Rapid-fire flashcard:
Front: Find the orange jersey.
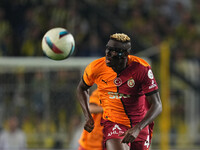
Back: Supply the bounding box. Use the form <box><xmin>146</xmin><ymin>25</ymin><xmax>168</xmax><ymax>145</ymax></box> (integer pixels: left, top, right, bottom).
<box><xmin>79</xmin><ymin>89</ymin><xmax>103</xmax><ymax>150</ymax></box>
<box><xmin>83</xmin><ymin>55</ymin><xmax>158</xmax><ymax>128</ymax></box>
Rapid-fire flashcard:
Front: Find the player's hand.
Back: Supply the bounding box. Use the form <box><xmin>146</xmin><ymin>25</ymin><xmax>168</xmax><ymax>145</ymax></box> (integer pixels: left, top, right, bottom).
<box><xmin>119</xmin><ymin>124</ymin><xmax>141</xmax><ymax>144</ymax></box>
<box><xmin>84</xmin><ymin>118</ymin><xmax>94</xmax><ymax>133</ymax></box>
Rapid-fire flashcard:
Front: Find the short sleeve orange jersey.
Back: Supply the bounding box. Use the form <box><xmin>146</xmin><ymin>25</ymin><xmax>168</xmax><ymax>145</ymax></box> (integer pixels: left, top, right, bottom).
<box><xmin>79</xmin><ymin>89</ymin><xmax>103</xmax><ymax>150</ymax></box>
<box><xmin>83</xmin><ymin>55</ymin><xmax>158</xmax><ymax>128</ymax></box>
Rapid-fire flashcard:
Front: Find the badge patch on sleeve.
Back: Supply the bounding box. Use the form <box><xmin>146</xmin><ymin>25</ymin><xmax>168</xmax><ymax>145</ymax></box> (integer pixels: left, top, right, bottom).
<box><xmin>148</xmin><ymin>69</ymin><xmax>154</xmax><ymax>79</ymax></box>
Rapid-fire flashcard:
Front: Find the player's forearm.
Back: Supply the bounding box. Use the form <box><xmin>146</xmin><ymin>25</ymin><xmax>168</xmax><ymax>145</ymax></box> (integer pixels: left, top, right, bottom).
<box><xmin>89</xmin><ymin>104</ymin><xmax>103</xmax><ymax>114</ymax></box>
<box><xmin>77</xmin><ymin>86</ymin><xmax>92</xmax><ymax>120</ymax></box>
<box><xmin>137</xmin><ymin>92</ymin><xmax>162</xmax><ymax>130</ymax></box>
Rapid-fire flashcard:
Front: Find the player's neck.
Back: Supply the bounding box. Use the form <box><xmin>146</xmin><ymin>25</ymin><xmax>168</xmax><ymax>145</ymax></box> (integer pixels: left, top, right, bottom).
<box><xmin>111</xmin><ymin>57</ymin><xmax>128</xmax><ymax>73</ymax></box>
<box><xmin>112</xmin><ymin>64</ymin><xmax>128</xmax><ymax>74</ymax></box>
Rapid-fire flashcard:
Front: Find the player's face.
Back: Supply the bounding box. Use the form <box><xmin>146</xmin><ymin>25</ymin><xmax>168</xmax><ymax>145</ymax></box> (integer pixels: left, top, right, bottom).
<box><xmin>105</xmin><ymin>39</ymin><xmax>130</xmax><ymax>73</ymax></box>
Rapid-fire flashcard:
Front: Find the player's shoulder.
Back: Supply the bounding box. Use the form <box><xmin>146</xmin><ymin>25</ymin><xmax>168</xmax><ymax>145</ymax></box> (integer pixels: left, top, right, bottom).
<box><xmin>84</xmin><ymin>57</ymin><xmax>106</xmax><ymax>79</ymax></box>
<box><xmin>128</xmin><ymin>55</ymin><xmax>150</xmax><ymax>68</ymax></box>
<box><xmin>88</xmin><ymin>57</ymin><xmax>106</xmax><ymax>68</ymax></box>
<box><xmin>91</xmin><ymin>57</ymin><xmax>105</xmax><ymax>63</ymax></box>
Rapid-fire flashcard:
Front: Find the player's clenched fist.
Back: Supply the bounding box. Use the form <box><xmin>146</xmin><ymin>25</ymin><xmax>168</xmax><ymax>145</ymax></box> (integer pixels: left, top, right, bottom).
<box><xmin>120</xmin><ymin>124</ymin><xmax>141</xmax><ymax>144</ymax></box>
<box><xmin>84</xmin><ymin>118</ymin><xmax>94</xmax><ymax>132</ymax></box>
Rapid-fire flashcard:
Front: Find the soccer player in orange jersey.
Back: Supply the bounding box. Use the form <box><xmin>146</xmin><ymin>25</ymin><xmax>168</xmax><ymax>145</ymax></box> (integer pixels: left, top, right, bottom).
<box><xmin>78</xmin><ymin>89</ymin><xmax>103</xmax><ymax>150</ymax></box>
<box><xmin>77</xmin><ymin>33</ymin><xmax>162</xmax><ymax>150</ymax></box>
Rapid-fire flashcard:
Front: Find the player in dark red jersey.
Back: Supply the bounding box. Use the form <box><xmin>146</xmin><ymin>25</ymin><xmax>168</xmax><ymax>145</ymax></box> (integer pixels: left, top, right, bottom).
<box><xmin>77</xmin><ymin>33</ymin><xmax>162</xmax><ymax>150</ymax></box>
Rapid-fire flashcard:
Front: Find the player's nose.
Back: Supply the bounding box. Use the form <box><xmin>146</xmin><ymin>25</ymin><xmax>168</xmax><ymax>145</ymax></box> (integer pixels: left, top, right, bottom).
<box><xmin>105</xmin><ymin>49</ymin><xmax>111</xmax><ymax>57</ymax></box>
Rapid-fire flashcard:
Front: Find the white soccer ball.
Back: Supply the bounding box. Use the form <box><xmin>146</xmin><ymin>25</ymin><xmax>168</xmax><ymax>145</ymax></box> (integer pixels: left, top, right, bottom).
<box><xmin>42</xmin><ymin>27</ymin><xmax>75</xmax><ymax>60</ymax></box>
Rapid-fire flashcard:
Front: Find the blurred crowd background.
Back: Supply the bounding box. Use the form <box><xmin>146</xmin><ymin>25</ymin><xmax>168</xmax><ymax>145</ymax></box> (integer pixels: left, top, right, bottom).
<box><xmin>0</xmin><ymin>0</ymin><xmax>199</xmax><ymax>149</ymax></box>
<box><xmin>0</xmin><ymin>0</ymin><xmax>199</xmax><ymax>58</ymax></box>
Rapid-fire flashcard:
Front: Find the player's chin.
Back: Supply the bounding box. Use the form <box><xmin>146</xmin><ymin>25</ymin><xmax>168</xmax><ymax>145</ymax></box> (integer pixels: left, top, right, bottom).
<box><xmin>106</xmin><ymin>62</ymin><xmax>112</xmax><ymax>67</ymax></box>
<box><xmin>106</xmin><ymin>61</ymin><xmax>114</xmax><ymax>67</ymax></box>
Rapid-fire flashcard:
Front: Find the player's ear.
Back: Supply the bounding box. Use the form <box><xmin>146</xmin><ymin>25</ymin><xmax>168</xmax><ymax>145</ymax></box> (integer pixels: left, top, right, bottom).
<box><xmin>125</xmin><ymin>42</ymin><xmax>131</xmax><ymax>54</ymax></box>
<box><xmin>124</xmin><ymin>51</ymin><xmax>129</xmax><ymax>57</ymax></box>
<box><xmin>127</xmin><ymin>49</ymin><xmax>131</xmax><ymax>54</ymax></box>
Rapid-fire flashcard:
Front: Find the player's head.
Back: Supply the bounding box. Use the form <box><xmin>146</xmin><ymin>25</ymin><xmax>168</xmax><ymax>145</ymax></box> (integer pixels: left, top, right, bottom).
<box><xmin>105</xmin><ymin>33</ymin><xmax>131</xmax><ymax>72</ymax></box>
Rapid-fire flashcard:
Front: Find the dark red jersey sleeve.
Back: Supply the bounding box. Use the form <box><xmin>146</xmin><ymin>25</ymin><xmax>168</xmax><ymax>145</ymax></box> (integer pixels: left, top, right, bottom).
<box><xmin>140</xmin><ymin>66</ymin><xmax>158</xmax><ymax>95</ymax></box>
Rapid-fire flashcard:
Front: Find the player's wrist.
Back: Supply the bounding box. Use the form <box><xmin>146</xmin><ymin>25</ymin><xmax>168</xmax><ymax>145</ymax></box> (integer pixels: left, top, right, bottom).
<box><xmin>135</xmin><ymin>123</ymin><xmax>143</xmax><ymax>131</ymax></box>
<box><xmin>84</xmin><ymin>113</ymin><xmax>93</xmax><ymax>120</ymax></box>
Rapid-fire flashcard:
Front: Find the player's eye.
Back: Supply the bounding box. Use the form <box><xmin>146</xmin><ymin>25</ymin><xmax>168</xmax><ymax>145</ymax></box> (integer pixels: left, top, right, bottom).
<box><xmin>106</xmin><ymin>46</ymin><xmax>120</xmax><ymax>50</ymax></box>
<box><xmin>106</xmin><ymin>46</ymin><xmax>126</xmax><ymax>58</ymax></box>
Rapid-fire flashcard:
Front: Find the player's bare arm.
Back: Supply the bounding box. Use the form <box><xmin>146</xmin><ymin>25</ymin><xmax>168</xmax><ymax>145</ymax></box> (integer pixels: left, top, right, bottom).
<box><xmin>138</xmin><ymin>92</ymin><xmax>162</xmax><ymax>130</ymax></box>
<box><xmin>77</xmin><ymin>79</ymin><xmax>94</xmax><ymax>132</ymax></box>
<box><xmin>121</xmin><ymin>92</ymin><xmax>162</xmax><ymax>143</ymax></box>
<box><xmin>89</xmin><ymin>103</ymin><xmax>103</xmax><ymax>114</ymax></box>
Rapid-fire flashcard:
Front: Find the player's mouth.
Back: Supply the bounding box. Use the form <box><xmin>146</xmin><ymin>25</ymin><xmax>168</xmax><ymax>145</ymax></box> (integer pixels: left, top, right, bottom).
<box><xmin>105</xmin><ymin>57</ymin><xmax>112</xmax><ymax>66</ymax></box>
<box><xmin>105</xmin><ymin>59</ymin><xmax>110</xmax><ymax>63</ymax></box>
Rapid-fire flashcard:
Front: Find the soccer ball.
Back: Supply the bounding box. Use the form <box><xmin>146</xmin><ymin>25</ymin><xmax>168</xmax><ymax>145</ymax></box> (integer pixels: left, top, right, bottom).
<box><xmin>42</xmin><ymin>27</ymin><xmax>75</xmax><ymax>60</ymax></box>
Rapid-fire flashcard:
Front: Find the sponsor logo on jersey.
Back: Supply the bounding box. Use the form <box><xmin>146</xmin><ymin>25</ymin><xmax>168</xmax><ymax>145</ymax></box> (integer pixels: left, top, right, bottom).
<box><xmin>102</xmin><ymin>79</ymin><xmax>108</xmax><ymax>84</ymax></box>
<box><xmin>148</xmin><ymin>69</ymin><xmax>154</xmax><ymax>79</ymax></box>
<box><xmin>114</xmin><ymin>77</ymin><xmax>122</xmax><ymax>86</ymax></box>
<box><xmin>108</xmin><ymin>92</ymin><xmax>130</xmax><ymax>99</ymax></box>
<box><xmin>149</xmin><ymin>80</ymin><xmax>157</xmax><ymax>89</ymax></box>
<box><xmin>112</xmin><ymin>124</ymin><xmax>121</xmax><ymax>131</ymax></box>
<box><xmin>127</xmin><ymin>78</ymin><xmax>135</xmax><ymax>88</ymax></box>
<box><xmin>108</xmin><ymin>124</ymin><xmax>124</xmax><ymax>137</ymax></box>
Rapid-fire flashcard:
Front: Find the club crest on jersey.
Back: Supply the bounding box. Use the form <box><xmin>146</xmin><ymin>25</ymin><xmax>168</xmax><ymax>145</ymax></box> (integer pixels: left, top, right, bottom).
<box><xmin>148</xmin><ymin>69</ymin><xmax>154</xmax><ymax>79</ymax></box>
<box><xmin>127</xmin><ymin>78</ymin><xmax>135</xmax><ymax>88</ymax></box>
<box><xmin>114</xmin><ymin>77</ymin><xmax>122</xmax><ymax>86</ymax></box>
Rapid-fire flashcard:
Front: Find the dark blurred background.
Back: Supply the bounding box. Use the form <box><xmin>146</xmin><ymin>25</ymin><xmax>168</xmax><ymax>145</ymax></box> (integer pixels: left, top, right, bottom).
<box><xmin>0</xmin><ymin>0</ymin><xmax>198</xmax><ymax>59</ymax></box>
